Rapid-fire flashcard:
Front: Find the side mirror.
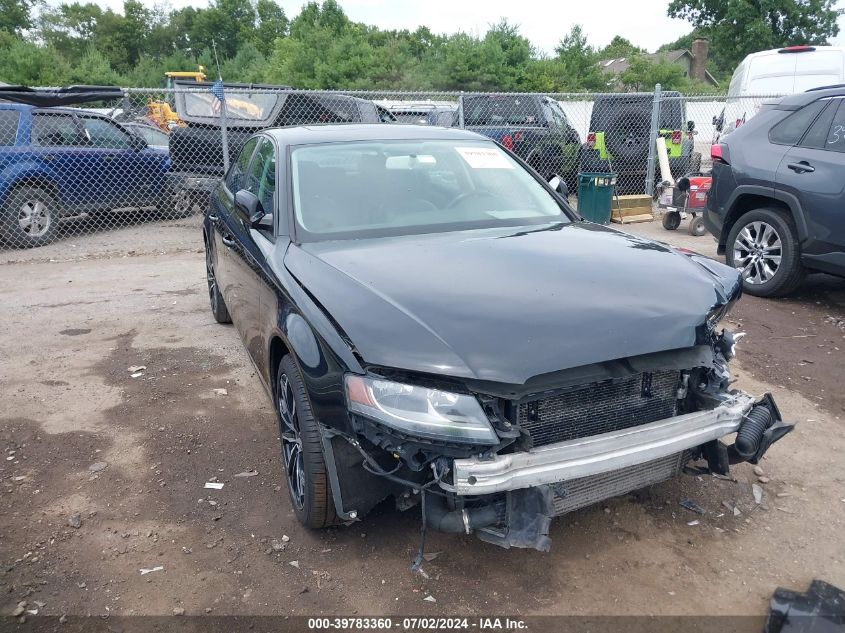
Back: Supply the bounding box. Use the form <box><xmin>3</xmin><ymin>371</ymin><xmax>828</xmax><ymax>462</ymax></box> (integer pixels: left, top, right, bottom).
<box><xmin>548</xmin><ymin>174</ymin><xmax>569</xmax><ymax>198</ymax></box>
<box><xmin>130</xmin><ymin>134</ymin><xmax>147</xmax><ymax>151</ymax></box>
<box><xmin>235</xmin><ymin>189</ymin><xmax>273</xmax><ymax>230</ymax></box>
<box><xmin>687</xmin><ymin>120</ymin><xmax>696</xmax><ymax>132</ymax></box>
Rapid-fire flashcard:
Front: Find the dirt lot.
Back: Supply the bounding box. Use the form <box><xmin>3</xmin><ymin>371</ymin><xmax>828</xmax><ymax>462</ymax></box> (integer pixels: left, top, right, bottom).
<box><xmin>1</xmin><ymin>216</ymin><xmax>844</xmax><ymax>619</ymax></box>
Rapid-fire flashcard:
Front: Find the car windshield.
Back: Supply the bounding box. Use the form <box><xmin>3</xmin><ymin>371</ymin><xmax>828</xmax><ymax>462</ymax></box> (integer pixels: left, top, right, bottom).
<box><xmin>291</xmin><ymin>139</ymin><xmax>569</xmax><ymax>241</ymax></box>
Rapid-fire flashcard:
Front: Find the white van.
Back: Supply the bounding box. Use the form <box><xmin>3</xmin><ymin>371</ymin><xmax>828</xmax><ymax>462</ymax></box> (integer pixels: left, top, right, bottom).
<box><xmin>715</xmin><ymin>46</ymin><xmax>845</xmax><ymax>137</ymax></box>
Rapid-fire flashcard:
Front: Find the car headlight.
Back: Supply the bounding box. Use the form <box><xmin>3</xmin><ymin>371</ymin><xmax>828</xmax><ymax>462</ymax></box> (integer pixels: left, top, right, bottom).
<box><xmin>345</xmin><ymin>375</ymin><xmax>498</xmax><ymax>446</ymax></box>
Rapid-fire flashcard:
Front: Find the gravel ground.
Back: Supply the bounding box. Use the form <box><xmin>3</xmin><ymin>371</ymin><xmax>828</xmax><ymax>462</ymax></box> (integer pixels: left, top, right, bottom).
<box><xmin>1</xmin><ymin>216</ymin><xmax>843</xmax><ymax>619</ymax></box>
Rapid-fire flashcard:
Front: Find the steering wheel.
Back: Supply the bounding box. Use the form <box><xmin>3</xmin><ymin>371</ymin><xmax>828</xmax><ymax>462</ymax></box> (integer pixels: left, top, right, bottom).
<box><xmin>446</xmin><ymin>190</ymin><xmax>497</xmax><ymax>209</ymax></box>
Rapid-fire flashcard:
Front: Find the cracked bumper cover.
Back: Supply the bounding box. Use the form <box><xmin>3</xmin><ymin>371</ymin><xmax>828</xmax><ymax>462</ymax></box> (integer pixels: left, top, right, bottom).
<box><xmin>452</xmin><ymin>393</ymin><xmax>761</xmax><ymax>496</ymax></box>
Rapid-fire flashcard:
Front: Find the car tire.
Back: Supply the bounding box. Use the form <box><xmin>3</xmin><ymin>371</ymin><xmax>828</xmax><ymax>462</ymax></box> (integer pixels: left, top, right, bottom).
<box><xmin>163</xmin><ymin>186</ymin><xmax>202</xmax><ymax>219</ymax></box>
<box><xmin>2</xmin><ymin>186</ymin><xmax>59</xmax><ymax>248</ymax></box>
<box><xmin>276</xmin><ymin>354</ymin><xmax>338</xmax><ymax>529</ymax></box>
<box><xmin>204</xmin><ymin>237</ymin><xmax>231</xmax><ymax>324</ymax></box>
<box><xmin>662</xmin><ymin>211</ymin><xmax>681</xmax><ymax>231</ymax></box>
<box><xmin>725</xmin><ymin>208</ymin><xmax>805</xmax><ymax>297</ymax></box>
<box><xmin>688</xmin><ymin>215</ymin><xmax>706</xmax><ymax>236</ymax></box>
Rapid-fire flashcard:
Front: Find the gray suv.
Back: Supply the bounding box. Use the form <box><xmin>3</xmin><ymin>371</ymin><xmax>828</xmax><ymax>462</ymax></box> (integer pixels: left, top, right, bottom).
<box><xmin>705</xmin><ymin>86</ymin><xmax>845</xmax><ymax>297</ymax></box>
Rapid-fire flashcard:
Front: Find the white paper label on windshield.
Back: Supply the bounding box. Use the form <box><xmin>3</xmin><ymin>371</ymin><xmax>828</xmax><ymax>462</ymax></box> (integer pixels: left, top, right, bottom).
<box><xmin>455</xmin><ymin>146</ymin><xmax>514</xmax><ymax>169</ymax></box>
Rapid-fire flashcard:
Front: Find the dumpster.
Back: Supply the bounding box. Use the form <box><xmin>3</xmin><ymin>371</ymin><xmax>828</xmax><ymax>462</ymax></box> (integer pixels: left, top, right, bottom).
<box><xmin>576</xmin><ymin>172</ymin><xmax>617</xmax><ymax>225</ymax></box>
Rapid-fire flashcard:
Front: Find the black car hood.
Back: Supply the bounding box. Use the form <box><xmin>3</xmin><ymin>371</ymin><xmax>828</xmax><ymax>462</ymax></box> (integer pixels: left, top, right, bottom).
<box><xmin>285</xmin><ymin>222</ymin><xmax>741</xmax><ymax>385</ymax></box>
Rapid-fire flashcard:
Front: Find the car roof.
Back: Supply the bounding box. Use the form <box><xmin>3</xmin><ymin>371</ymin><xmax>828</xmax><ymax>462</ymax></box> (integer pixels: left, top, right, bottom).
<box><xmin>777</xmin><ymin>85</ymin><xmax>845</xmax><ymax>110</ymax></box>
<box><xmin>264</xmin><ymin>123</ymin><xmax>489</xmax><ymax>145</ymax></box>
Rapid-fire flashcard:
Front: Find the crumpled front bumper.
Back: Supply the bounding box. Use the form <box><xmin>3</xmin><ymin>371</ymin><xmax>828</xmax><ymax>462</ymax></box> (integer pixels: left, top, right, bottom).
<box><xmin>452</xmin><ymin>392</ymin><xmax>765</xmax><ymax>496</ymax></box>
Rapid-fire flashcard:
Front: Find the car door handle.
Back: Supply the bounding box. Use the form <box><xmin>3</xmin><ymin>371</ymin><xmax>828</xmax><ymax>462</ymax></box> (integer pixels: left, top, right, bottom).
<box><xmin>104</xmin><ymin>155</ymin><xmax>115</xmax><ymax>161</ymax></box>
<box><xmin>207</xmin><ymin>213</ymin><xmax>218</xmax><ymax>221</ymax></box>
<box><xmin>221</xmin><ymin>235</ymin><xmax>236</xmax><ymax>248</ymax></box>
<box><xmin>787</xmin><ymin>162</ymin><xmax>815</xmax><ymax>173</ymax></box>
<box><xmin>43</xmin><ymin>154</ymin><xmax>55</xmax><ymax>162</ymax></box>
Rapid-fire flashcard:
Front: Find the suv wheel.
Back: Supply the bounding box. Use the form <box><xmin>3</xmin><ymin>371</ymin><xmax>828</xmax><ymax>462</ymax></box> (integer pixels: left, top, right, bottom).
<box><xmin>2</xmin><ymin>186</ymin><xmax>59</xmax><ymax>248</ymax></box>
<box><xmin>726</xmin><ymin>208</ymin><xmax>805</xmax><ymax>297</ymax></box>
<box><xmin>276</xmin><ymin>355</ymin><xmax>338</xmax><ymax>529</ymax></box>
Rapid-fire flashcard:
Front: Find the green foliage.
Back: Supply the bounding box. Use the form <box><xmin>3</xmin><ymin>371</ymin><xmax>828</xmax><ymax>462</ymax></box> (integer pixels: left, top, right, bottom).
<box><xmin>0</xmin><ymin>0</ymin><xmax>36</xmax><ymax>34</ymax></box>
<box><xmin>620</xmin><ymin>53</ymin><xmax>689</xmax><ymax>91</ymax></box>
<box><xmin>668</xmin><ymin>0</ymin><xmax>843</xmax><ymax>74</ymax></box>
<box><xmin>0</xmin><ymin>0</ymin><xmax>790</xmax><ymax>94</ymax></box>
<box><xmin>553</xmin><ymin>25</ymin><xmax>608</xmax><ymax>91</ymax></box>
<box><xmin>600</xmin><ymin>36</ymin><xmax>646</xmax><ymax>59</ymax></box>
<box><xmin>0</xmin><ymin>32</ymin><xmax>68</xmax><ymax>85</ymax></box>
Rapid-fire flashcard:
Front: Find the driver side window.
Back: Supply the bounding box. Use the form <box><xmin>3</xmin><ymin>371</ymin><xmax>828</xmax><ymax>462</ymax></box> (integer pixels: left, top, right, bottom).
<box><xmin>226</xmin><ymin>137</ymin><xmax>258</xmax><ymax>193</ymax></box>
<box><xmin>245</xmin><ymin>138</ymin><xmax>276</xmax><ymax>216</ymax></box>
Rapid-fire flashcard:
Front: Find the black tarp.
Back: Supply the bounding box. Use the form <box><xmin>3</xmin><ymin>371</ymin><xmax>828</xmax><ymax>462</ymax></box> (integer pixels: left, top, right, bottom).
<box><xmin>0</xmin><ymin>85</ymin><xmax>124</xmax><ymax>107</ymax></box>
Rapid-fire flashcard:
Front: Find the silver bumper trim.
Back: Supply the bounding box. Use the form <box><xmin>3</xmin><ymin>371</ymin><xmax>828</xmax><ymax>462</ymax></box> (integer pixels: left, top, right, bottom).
<box><xmin>451</xmin><ymin>393</ymin><xmax>755</xmax><ymax>495</ymax></box>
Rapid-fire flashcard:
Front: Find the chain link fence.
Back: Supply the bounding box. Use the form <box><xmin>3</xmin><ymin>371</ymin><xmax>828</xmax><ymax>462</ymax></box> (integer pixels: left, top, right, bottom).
<box><xmin>0</xmin><ymin>85</ymin><xmax>785</xmax><ymax>250</ymax></box>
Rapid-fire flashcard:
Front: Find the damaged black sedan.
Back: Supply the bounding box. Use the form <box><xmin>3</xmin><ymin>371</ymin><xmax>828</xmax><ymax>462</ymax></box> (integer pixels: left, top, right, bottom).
<box><xmin>203</xmin><ymin>124</ymin><xmax>792</xmax><ymax>552</ymax></box>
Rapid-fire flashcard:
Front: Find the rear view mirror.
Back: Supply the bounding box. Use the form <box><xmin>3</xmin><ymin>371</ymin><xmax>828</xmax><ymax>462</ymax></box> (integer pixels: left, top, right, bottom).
<box><xmin>548</xmin><ymin>174</ymin><xmax>569</xmax><ymax>198</ymax></box>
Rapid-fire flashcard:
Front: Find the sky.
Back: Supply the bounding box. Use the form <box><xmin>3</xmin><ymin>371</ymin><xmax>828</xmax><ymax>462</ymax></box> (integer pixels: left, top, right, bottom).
<box><xmin>61</xmin><ymin>0</ymin><xmax>845</xmax><ymax>54</ymax></box>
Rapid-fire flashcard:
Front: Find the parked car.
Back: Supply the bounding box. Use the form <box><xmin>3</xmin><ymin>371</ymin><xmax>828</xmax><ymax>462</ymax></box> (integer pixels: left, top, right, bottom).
<box><xmin>580</xmin><ymin>92</ymin><xmax>700</xmax><ymax>195</ymax></box>
<box><xmin>123</xmin><ymin>122</ymin><xmax>170</xmax><ymax>150</ymax></box>
<box><xmin>203</xmin><ymin>123</ymin><xmax>791</xmax><ymax>551</ymax></box>
<box><xmin>168</xmin><ymin>83</ymin><xmax>386</xmax><ymax>216</ymax></box>
<box><xmin>705</xmin><ymin>85</ymin><xmax>845</xmax><ymax>297</ymax></box>
<box><xmin>0</xmin><ymin>103</ymin><xmax>171</xmax><ymax>247</ymax></box>
<box><xmin>459</xmin><ymin>94</ymin><xmax>581</xmax><ymax>190</ymax></box>
<box><xmin>714</xmin><ymin>45</ymin><xmax>845</xmax><ymax>139</ymax></box>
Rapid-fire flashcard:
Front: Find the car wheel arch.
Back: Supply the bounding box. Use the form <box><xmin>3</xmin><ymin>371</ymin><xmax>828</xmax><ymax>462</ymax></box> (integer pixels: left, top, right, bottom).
<box><xmin>724</xmin><ymin>188</ymin><xmax>807</xmax><ymax>247</ymax></box>
<box><xmin>7</xmin><ymin>176</ymin><xmax>61</xmax><ymax>205</ymax></box>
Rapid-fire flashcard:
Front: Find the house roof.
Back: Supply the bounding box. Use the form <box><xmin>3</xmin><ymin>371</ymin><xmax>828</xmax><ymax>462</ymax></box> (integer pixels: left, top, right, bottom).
<box><xmin>598</xmin><ymin>50</ymin><xmax>719</xmax><ymax>86</ymax></box>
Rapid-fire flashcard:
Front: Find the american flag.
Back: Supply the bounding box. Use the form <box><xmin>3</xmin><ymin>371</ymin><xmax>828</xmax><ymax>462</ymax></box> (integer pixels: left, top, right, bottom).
<box><xmin>210</xmin><ymin>79</ymin><xmax>225</xmax><ymax>102</ymax></box>
<box><xmin>210</xmin><ymin>79</ymin><xmax>225</xmax><ymax>114</ymax></box>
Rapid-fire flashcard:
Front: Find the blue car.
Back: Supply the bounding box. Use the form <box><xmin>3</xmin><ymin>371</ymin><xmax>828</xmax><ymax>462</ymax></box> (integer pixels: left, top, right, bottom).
<box><xmin>0</xmin><ymin>104</ymin><xmax>171</xmax><ymax>247</ymax></box>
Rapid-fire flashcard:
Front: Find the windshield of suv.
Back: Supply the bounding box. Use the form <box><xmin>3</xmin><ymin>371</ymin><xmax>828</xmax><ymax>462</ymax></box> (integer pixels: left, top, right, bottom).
<box><xmin>463</xmin><ymin>96</ymin><xmax>542</xmax><ymax>126</ymax></box>
<box><xmin>291</xmin><ymin>139</ymin><xmax>569</xmax><ymax>241</ymax></box>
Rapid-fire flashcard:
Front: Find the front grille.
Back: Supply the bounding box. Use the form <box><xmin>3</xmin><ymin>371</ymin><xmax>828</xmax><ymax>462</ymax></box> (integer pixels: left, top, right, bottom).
<box><xmin>552</xmin><ymin>452</ymin><xmax>684</xmax><ymax>516</ymax></box>
<box><xmin>518</xmin><ymin>370</ymin><xmax>680</xmax><ymax>447</ymax></box>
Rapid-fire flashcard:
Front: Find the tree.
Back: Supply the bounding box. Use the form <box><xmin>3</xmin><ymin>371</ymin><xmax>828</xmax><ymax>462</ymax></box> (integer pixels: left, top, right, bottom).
<box><xmin>554</xmin><ymin>25</ymin><xmax>608</xmax><ymax>91</ymax></box>
<box><xmin>254</xmin><ymin>0</ymin><xmax>288</xmax><ymax>56</ymax></box>
<box><xmin>668</xmin><ymin>0</ymin><xmax>842</xmax><ymax>73</ymax></box>
<box><xmin>40</xmin><ymin>3</ymin><xmax>105</xmax><ymax>63</ymax></box>
<box><xmin>0</xmin><ymin>32</ymin><xmax>69</xmax><ymax>85</ymax></box>
<box><xmin>599</xmin><ymin>36</ymin><xmax>645</xmax><ymax>60</ymax></box>
<box><xmin>0</xmin><ymin>0</ymin><xmax>36</xmax><ymax>34</ymax></box>
<box><xmin>619</xmin><ymin>53</ymin><xmax>689</xmax><ymax>91</ymax></box>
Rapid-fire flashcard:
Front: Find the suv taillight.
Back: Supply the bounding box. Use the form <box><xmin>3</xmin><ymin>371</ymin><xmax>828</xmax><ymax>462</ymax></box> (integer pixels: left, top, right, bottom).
<box><xmin>587</xmin><ymin>132</ymin><xmax>596</xmax><ymax>148</ymax></box>
<box><xmin>711</xmin><ymin>144</ymin><xmax>727</xmax><ymax>164</ymax></box>
<box><xmin>501</xmin><ymin>134</ymin><xmax>514</xmax><ymax>150</ymax></box>
<box><xmin>671</xmin><ymin>130</ymin><xmax>682</xmax><ymax>144</ymax></box>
